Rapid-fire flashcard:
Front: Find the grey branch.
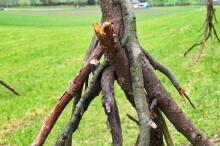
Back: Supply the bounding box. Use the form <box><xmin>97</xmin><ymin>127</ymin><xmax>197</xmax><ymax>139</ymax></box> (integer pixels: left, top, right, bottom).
<box><xmin>120</xmin><ymin>0</ymin><xmax>151</xmax><ymax>145</ymax></box>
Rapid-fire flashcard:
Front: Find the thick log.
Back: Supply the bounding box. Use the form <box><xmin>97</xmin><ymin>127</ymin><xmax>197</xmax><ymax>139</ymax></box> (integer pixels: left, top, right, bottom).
<box><xmin>101</xmin><ymin>66</ymin><xmax>123</xmax><ymax>146</ymax></box>
<box><xmin>141</xmin><ymin>54</ymin><xmax>214</xmax><ymax>146</ymax></box>
<box><xmin>32</xmin><ymin>45</ymin><xmax>103</xmax><ymax>146</ymax></box>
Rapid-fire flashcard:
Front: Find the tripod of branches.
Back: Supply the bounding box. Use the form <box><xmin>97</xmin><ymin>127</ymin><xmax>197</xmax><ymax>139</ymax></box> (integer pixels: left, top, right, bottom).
<box><xmin>184</xmin><ymin>0</ymin><xmax>220</xmax><ymax>62</ymax></box>
<box><xmin>32</xmin><ymin>0</ymin><xmax>215</xmax><ymax>146</ymax></box>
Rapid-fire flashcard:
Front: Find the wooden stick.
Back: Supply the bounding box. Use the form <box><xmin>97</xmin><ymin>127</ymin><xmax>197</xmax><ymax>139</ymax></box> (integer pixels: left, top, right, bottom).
<box><xmin>0</xmin><ymin>80</ymin><xmax>20</xmax><ymax>96</ymax></box>
<box><xmin>120</xmin><ymin>0</ymin><xmax>151</xmax><ymax>145</ymax></box>
<box><xmin>32</xmin><ymin>45</ymin><xmax>103</xmax><ymax>146</ymax></box>
<box><xmin>141</xmin><ymin>48</ymin><xmax>195</xmax><ymax>109</ymax></box>
<box><xmin>55</xmin><ymin>70</ymin><xmax>102</xmax><ymax>146</ymax></box>
<box><xmin>101</xmin><ymin>66</ymin><xmax>123</xmax><ymax>146</ymax></box>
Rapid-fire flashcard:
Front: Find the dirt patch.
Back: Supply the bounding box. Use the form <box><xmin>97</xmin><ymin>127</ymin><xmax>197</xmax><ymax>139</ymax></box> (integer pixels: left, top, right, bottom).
<box><xmin>0</xmin><ymin>107</ymin><xmax>47</xmax><ymax>138</ymax></box>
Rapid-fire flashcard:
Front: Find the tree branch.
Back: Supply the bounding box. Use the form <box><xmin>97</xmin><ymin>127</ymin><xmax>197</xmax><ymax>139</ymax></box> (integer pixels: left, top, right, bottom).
<box><xmin>141</xmin><ymin>54</ymin><xmax>214</xmax><ymax>146</ymax></box>
<box><xmin>32</xmin><ymin>45</ymin><xmax>103</xmax><ymax>146</ymax></box>
<box><xmin>141</xmin><ymin>48</ymin><xmax>195</xmax><ymax>109</ymax></box>
<box><xmin>55</xmin><ymin>70</ymin><xmax>102</xmax><ymax>146</ymax></box>
<box><xmin>120</xmin><ymin>0</ymin><xmax>151</xmax><ymax>145</ymax></box>
<box><xmin>0</xmin><ymin>80</ymin><xmax>20</xmax><ymax>96</ymax></box>
<box><xmin>101</xmin><ymin>66</ymin><xmax>123</xmax><ymax>146</ymax></box>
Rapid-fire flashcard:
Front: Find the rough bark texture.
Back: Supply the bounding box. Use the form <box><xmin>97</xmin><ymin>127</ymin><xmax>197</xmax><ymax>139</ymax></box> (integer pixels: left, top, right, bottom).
<box><xmin>142</xmin><ymin>48</ymin><xmax>195</xmax><ymax>109</ymax></box>
<box><xmin>99</xmin><ymin>0</ymin><xmax>135</xmax><ymax>106</ymax></box>
<box><xmin>120</xmin><ymin>0</ymin><xmax>151</xmax><ymax>145</ymax></box>
<box><xmin>101</xmin><ymin>66</ymin><xmax>123</xmax><ymax>146</ymax></box>
<box><xmin>141</xmin><ymin>54</ymin><xmax>214</xmax><ymax>146</ymax></box>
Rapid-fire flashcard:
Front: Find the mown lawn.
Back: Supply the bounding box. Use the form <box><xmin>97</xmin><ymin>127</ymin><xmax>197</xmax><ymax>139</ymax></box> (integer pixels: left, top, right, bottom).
<box><xmin>0</xmin><ymin>6</ymin><xmax>219</xmax><ymax>146</ymax></box>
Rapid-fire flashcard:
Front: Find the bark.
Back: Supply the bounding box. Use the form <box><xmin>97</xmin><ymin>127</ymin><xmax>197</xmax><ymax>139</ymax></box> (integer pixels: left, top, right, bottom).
<box><xmin>141</xmin><ymin>54</ymin><xmax>214</xmax><ymax>146</ymax></box>
<box><xmin>55</xmin><ymin>70</ymin><xmax>102</xmax><ymax>146</ymax></box>
<box><xmin>101</xmin><ymin>66</ymin><xmax>123</xmax><ymax>146</ymax></box>
<box><xmin>142</xmin><ymin>49</ymin><xmax>195</xmax><ymax>109</ymax></box>
<box><xmin>98</xmin><ymin>0</ymin><xmax>134</xmax><ymax>106</ymax></box>
<box><xmin>157</xmin><ymin>109</ymin><xmax>174</xmax><ymax>146</ymax></box>
<box><xmin>32</xmin><ymin>45</ymin><xmax>103</xmax><ymax>146</ymax></box>
<box><xmin>120</xmin><ymin>0</ymin><xmax>151</xmax><ymax>145</ymax></box>
<box><xmin>0</xmin><ymin>80</ymin><xmax>20</xmax><ymax>96</ymax></box>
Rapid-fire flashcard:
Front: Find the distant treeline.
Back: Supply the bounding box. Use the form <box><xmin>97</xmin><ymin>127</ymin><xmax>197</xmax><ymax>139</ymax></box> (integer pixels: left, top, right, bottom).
<box><xmin>0</xmin><ymin>0</ymin><xmax>96</xmax><ymax>7</ymax></box>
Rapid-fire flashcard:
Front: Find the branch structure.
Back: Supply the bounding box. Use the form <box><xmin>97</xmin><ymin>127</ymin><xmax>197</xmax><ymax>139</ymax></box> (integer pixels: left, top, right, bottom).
<box><xmin>32</xmin><ymin>0</ymin><xmax>215</xmax><ymax>145</ymax></box>
<box><xmin>141</xmin><ymin>54</ymin><xmax>214</xmax><ymax>146</ymax></box>
<box><xmin>184</xmin><ymin>0</ymin><xmax>220</xmax><ymax>62</ymax></box>
<box><xmin>55</xmin><ymin>61</ymin><xmax>106</xmax><ymax>146</ymax></box>
<box><xmin>120</xmin><ymin>0</ymin><xmax>151</xmax><ymax>145</ymax></box>
<box><xmin>142</xmin><ymin>48</ymin><xmax>195</xmax><ymax>109</ymax></box>
<box><xmin>0</xmin><ymin>80</ymin><xmax>20</xmax><ymax>96</ymax></box>
<box><xmin>32</xmin><ymin>45</ymin><xmax>103</xmax><ymax>146</ymax></box>
<box><xmin>101</xmin><ymin>66</ymin><xmax>123</xmax><ymax>146</ymax></box>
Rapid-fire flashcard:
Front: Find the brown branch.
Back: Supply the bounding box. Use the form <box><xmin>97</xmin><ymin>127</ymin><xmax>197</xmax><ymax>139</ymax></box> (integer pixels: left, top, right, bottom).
<box><xmin>0</xmin><ymin>80</ymin><xmax>20</xmax><ymax>96</ymax></box>
<box><xmin>32</xmin><ymin>45</ymin><xmax>103</xmax><ymax>146</ymax></box>
<box><xmin>101</xmin><ymin>66</ymin><xmax>123</xmax><ymax>146</ymax></box>
<box><xmin>141</xmin><ymin>54</ymin><xmax>214</xmax><ymax>146</ymax></box>
<box><xmin>55</xmin><ymin>68</ymin><xmax>102</xmax><ymax>146</ymax></box>
<box><xmin>141</xmin><ymin>48</ymin><xmax>195</xmax><ymax>109</ymax></box>
<box><xmin>184</xmin><ymin>0</ymin><xmax>219</xmax><ymax>58</ymax></box>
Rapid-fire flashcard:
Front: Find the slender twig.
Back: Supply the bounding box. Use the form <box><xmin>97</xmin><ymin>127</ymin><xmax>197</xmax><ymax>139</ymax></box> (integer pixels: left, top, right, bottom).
<box><xmin>0</xmin><ymin>80</ymin><xmax>20</xmax><ymax>96</ymax></box>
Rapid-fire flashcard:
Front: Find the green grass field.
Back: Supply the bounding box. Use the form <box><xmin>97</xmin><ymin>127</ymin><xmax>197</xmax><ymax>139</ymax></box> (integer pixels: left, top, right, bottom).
<box><xmin>0</xmin><ymin>6</ymin><xmax>220</xmax><ymax>146</ymax></box>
